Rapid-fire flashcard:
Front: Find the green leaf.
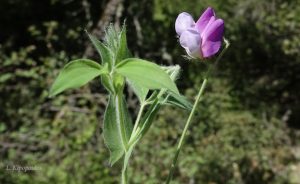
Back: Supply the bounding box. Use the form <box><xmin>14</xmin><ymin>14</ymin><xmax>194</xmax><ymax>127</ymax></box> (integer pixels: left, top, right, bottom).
<box><xmin>127</xmin><ymin>79</ymin><xmax>149</xmax><ymax>102</ymax></box>
<box><xmin>103</xmin><ymin>94</ymin><xmax>133</xmax><ymax>165</ymax></box>
<box><xmin>116</xmin><ymin>25</ymin><xmax>130</xmax><ymax>63</ymax></box>
<box><xmin>86</xmin><ymin>31</ymin><xmax>113</xmax><ymax>67</ymax></box>
<box><xmin>103</xmin><ymin>95</ymin><xmax>124</xmax><ymax>165</ymax></box>
<box><xmin>129</xmin><ymin>99</ymin><xmax>161</xmax><ymax>148</ymax></box>
<box><xmin>116</xmin><ymin>58</ymin><xmax>179</xmax><ymax>94</ymax></box>
<box><xmin>104</xmin><ymin>24</ymin><xmax>119</xmax><ymax>53</ymax></box>
<box><xmin>161</xmin><ymin>65</ymin><xmax>181</xmax><ymax>81</ymax></box>
<box><xmin>101</xmin><ymin>74</ymin><xmax>115</xmax><ymax>93</ymax></box>
<box><xmin>49</xmin><ymin>59</ymin><xmax>106</xmax><ymax>97</ymax></box>
<box><xmin>164</xmin><ymin>92</ymin><xmax>193</xmax><ymax>111</ymax></box>
<box><xmin>115</xmin><ymin>93</ymin><xmax>133</xmax><ymax>149</ymax></box>
<box><xmin>113</xmin><ymin>73</ymin><xmax>125</xmax><ymax>93</ymax></box>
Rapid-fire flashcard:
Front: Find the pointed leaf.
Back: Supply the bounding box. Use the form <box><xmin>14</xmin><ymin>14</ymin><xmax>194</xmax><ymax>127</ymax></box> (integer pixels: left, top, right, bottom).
<box><xmin>164</xmin><ymin>92</ymin><xmax>193</xmax><ymax>111</ymax></box>
<box><xmin>104</xmin><ymin>24</ymin><xmax>119</xmax><ymax>53</ymax></box>
<box><xmin>116</xmin><ymin>58</ymin><xmax>179</xmax><ymax>94</ymax></box>
<box><xmin>161</xmin><ymin>65</ymin><xmax>181</xmax><ymax>82</ymax></box>
<box><xmin>119</xmin><ymin>94</ymin><xmax>133</xmax><ymax>143</ymax></box>
<box><xmin>103</xmin><ymin>94</ymin><xmax>133</xmax><ymax>165</ymax></box>
<box><xmin>103</xmin><ymin>95</ymin><xmax>124</xmax><ymax>165</ymax></box>
<box><xmin>49</xmin><ymin>59</ymin><xmax>105</xmax><ymax>97</ymax></box>
<box><xmin>86</xmin><ymin>31</ymin><xmax>113</xmax><ymax>67</ymax></box>
<box><xmin>127</xmin><ymin>79</ymin><xmax>149</xmax><ymax>102</ymax></box>
<box><xmin>116</xmin><ymin>25</ymin><xmax>130</xmax><ymax>63</ymax></box>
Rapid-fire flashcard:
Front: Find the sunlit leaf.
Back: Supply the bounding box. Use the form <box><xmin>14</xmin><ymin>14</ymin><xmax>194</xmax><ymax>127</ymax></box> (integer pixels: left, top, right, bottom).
<box><xmin>116</xmin><ymin>58</ymin><xmax>179</xmax><ymax>95</ymax></box>
<box><xmin>49</xmin><ymin>59</ymin><xmax>105</xmax><ymax>97</ymax></box>
<box><xmin>127</xmin><ymin>79</ymin><xmax>149</xmax><ymax>102</ymax></box>
<box><xmin>86</xmin><ymin>31</ymin><xmax>113</xmax><ymax>67</ymax></box>
<box><xmin>116</xmin><ymin>24</ymin><xmax>130</xmax><ymax>63</ymax></box>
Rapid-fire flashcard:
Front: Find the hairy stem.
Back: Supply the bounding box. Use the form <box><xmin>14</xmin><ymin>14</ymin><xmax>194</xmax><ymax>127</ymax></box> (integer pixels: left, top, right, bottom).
<box><xmin>121</xmin><ymin>147</ymin><xmax>133</xmax><ymax>184</ymax></box>
<box><xmin>130</xmin><ymin>103</ymin><xmax>146</xmax><ymax>140</ymax></box>
<box><xmin>165</xmin><ymin>39</ymin><xmax>229</xmax><ymax>183</ymax></box>
<box><xmin>165</xmin><ymin>78</ymin><xmax>207</xmax><ymax>184</ymax></box>
<box><xmin>120</xmin><ymin>102</ymin><xmax>146</xmax><ymax>184</ymax></box>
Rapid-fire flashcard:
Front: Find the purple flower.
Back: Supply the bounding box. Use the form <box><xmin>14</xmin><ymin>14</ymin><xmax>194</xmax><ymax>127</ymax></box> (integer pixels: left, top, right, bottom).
<box><xmin>175</xmin><ymin>7</ymin><xmax>224</xmax><ymax>59</ymax></box>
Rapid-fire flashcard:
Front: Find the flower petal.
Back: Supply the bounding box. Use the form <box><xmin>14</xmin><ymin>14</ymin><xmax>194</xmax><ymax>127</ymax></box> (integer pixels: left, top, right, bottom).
<box><xmin>179</xmin><ymin>28</ymin><xmax>202</xmax><ymax>58</ymax></box>
<box><xmin>195</xmin><ymin>7</ymin><xmax>215</xmax><ymax>34</ymax></box>
<box><xmin>201</xmin><ymin>18</ymin><xmax>224</xmax><ymax>58</ymax></box>
<box><xmin>175</xmin><ymin>12</ymin><xmax>195</xmax><ymax>36</ymax></box>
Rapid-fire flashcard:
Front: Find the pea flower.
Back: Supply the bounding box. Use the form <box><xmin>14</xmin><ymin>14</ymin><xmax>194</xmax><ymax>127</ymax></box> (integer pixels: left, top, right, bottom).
<box><xmin>175</xmin><ymin>7</ymin><xmax>224</xmax><ymax>58</ymax></box>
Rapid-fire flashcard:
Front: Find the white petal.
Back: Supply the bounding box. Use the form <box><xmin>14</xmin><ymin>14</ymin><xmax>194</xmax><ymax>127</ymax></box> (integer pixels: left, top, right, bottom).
<box><xmin>179</xmin><ymin>28</ymin><xmax>202</xmax><ymax>58</ymax></box>
<box><xmin>175</xmin><ymin>12</ymin><xmax>195</xmax><ymax>36</ymax></box>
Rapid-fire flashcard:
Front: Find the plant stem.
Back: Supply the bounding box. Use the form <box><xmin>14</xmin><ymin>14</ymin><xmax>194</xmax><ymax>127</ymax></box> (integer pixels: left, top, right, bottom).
<box><xmin>120</xmin><ymin>103</ymin><xmax>146</xmax><ymax>184</ymax></box>
<box><xmin>165</xmin><ymin>38</ymin><xmax>229</xmax><ymax>184</ymax></box>
<box><xmin>121</xmin><ymin>100</ymin><xmax>151</xmax><ymax>184</ymax></box>
<box><xmin>121</xmin><ymin>89</ymin><xmax>169</xmax><ymax>184</ymax></box>
<box><xmin>128</xmin><ymin>89</ymin><xmax>166</xmax><ymax>146</ymax></box>
<box><xmin>130</xmin><ymin>103</ymin><xmax>146</xmax><ymax>140</ymax></box>
<box><xmin>121</xmin><ymin>150</ymin><xmax>130</xmax><ymax>184</ymax></box>
<box><xmin>121</xmin><ymin>147</ymin><xmax>133</xmax><ymax>184</ymax></box>
<box><xmin>165</xmin><ymin>78</ymin><xmax>207</xmax><ymax>184</ymax></box>
<box><xmin>121</xmin><ymin>167</ymin><xmax>127</xmax><ymax>184</ymax></box>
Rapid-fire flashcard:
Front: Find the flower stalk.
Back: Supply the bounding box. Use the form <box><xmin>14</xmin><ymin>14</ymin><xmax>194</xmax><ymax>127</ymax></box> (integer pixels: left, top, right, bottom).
<box><xmin>165</xmin><ymin>39</ymin><xmax>229</xmax><ymax>184</ymax></box>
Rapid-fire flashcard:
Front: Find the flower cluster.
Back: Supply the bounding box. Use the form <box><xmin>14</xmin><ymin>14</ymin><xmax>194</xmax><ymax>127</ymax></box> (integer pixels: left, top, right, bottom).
<box><xmin>175</xmin><ymin>7</ymin><xmax>224</xmax><ymax>59</ymax></box>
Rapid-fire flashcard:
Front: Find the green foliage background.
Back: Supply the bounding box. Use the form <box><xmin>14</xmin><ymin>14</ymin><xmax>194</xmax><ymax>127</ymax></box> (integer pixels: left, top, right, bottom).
<box><xmin>1</xmin><ymin>0</ymin><xmax>300</xmax><ymax>183</ymax></box>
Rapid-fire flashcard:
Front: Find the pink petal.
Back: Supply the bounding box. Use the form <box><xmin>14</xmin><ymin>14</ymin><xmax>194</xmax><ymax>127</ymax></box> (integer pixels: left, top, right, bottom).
<box><xmin>195</xmin><ymin>7</ymin><xmax>215</xmax><ymax>34</ymax></box>
<box><xmin>201</xmin><ymin>18</ymin><xmax>224</xmax><ymax>58</ymax></box>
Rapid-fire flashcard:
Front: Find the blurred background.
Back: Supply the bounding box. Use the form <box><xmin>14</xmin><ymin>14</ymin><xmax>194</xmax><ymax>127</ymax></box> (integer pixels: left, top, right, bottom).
<box><xmin>1</xmin><ymin>0</ymin><xmax>300</xmax><ymax>183</ymax></box>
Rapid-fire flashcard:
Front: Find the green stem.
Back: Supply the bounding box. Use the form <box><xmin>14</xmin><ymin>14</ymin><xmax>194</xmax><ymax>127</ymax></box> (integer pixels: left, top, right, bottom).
<box><xmin>120</xmin><ymin>89</ymin><xmax>169</xmax><ymax>184</ymax></box>
<box><xmin>120</xmin><ymin>102</ymin><xmax>146</xmax><ymax>184</ymax></box>
<box><xmin>121</xmin><ymin>147</ymin><xmax>133</xmax><ymax>184</ymax></box>
<box><xmin>121</xmin><ymin>168</ymin><xmax>127</xmax><ymax>184</ymax></box>
<box><xmin>165</xmin><ymin>78</ymin><xmax>207</xmax><ymax>184</ymax></box>
<box><xmin>165</xmin><ymin>38</ymin><xmax>230</xmax><ymax>184</ymax></box>
<box><xmin>128</xmin><ymin>89</ymin><xmax>166</xmax><ymax>147</ymax></box>
<box><xmin>130</xmin><ymin>103</ymin><xmax>146</xmax><ymax>141</ymax></box>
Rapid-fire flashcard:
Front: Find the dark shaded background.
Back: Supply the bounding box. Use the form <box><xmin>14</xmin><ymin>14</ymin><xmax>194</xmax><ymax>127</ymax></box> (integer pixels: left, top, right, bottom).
<box><xmin>1</xmin><ymin>0</ymin><xmax>300</xmax><ymax>183</ymax></box>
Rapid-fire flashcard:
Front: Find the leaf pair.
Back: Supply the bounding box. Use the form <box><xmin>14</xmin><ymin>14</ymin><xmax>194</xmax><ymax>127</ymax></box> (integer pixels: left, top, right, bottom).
<box><xmin>49</xmin><ymin>58</ymin><xmax>180</xmax><ymax>96</ymax></box>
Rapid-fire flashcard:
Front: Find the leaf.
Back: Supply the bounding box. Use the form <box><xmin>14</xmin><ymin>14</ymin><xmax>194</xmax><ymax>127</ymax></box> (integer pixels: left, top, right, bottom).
<box><xmin>164</xmin><ymin>92</ymin><xmax>193</xmax><ymax>111</ymax></box>
<box><xmin>49</xmin><ymin>59</ymin><xmax>105</xmax><ymax>97</ymax></box>
<box><xmin>115</xmin><ymin>93</ymin><xmax>133</xmax><ymax>148</ymax></box>
<box><xmin>113</xmin><ymin>73</ymin><xmax>125</xmax><ymax>93</ymax></box>
<box><xmin>86</xmin><ymin>31</ymin><xmax>113</xmax><ymax>67</ymax></box>
<box><xmin>129</xmin><ymin>100</ymin><xmax>161</xmax><ymax>148</ymax></box>
<box><xmin>116</xmin><ymin>58</ymin><xmax>179</xmax><ymax>95</ymax></box>
<box><xmin>116</xmin><ymin>24</ymin><xmax>130</xmax><ymax>63</ymax></box>
<box><xmin>101</xmin><ymin>74</ymin><xmax>115</xmax><ymax>93</ymax></box>
<box><xmin>127</xmin><ymin>79</ymin><xmax>149</xmax><ymax>102</ymax></box>
<box><xmin>161</xmin><ymin>65</ymin><xmax>181</xmax><ymax>82</ymax></box>
<box><xmin>103</xmin><ymin>95</ymin><xmax>124</xmax><ymax>165</ymax></box>
<box><xmin>103</xmin><ymin>94</ymin><xmax>133</xmax><ymax>166</ymax></box>
<box><xmin>104</xmin><ymin>24</ymin><xmax>119</xmax><ymax>53</ymax></box>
